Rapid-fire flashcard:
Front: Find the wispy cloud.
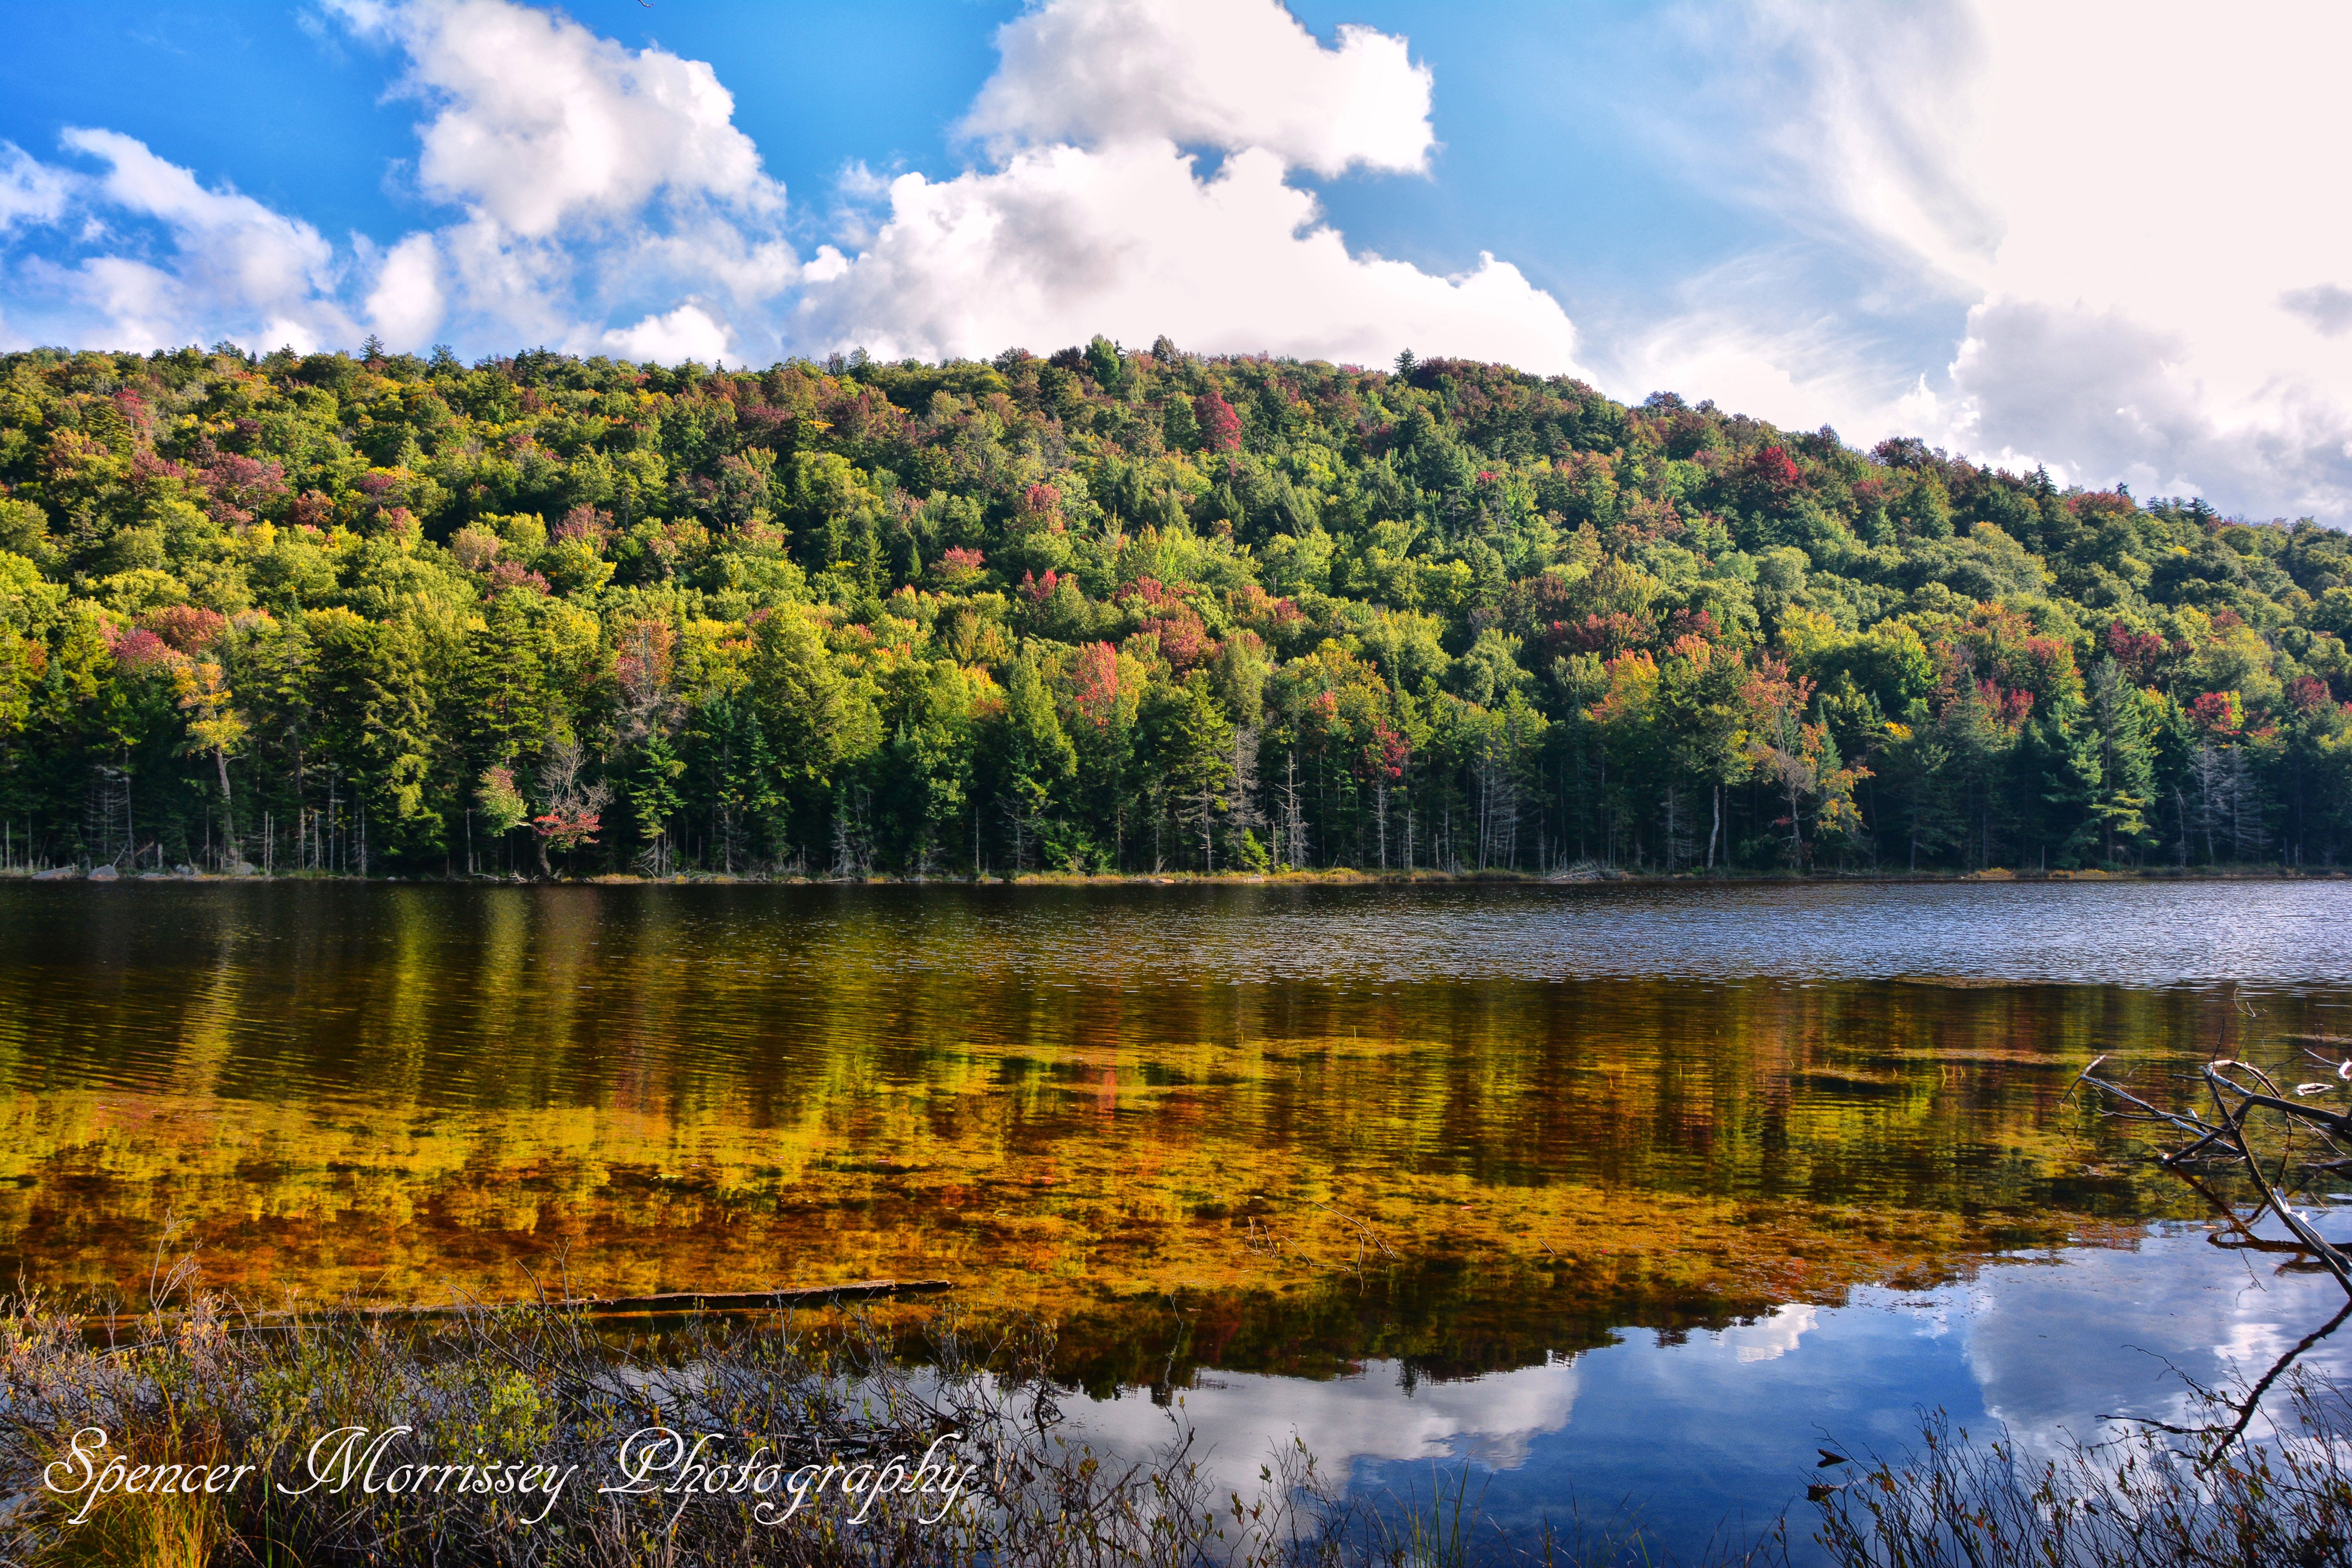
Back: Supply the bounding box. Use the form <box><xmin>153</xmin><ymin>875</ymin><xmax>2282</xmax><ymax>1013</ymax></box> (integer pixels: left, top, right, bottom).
<box><xmin>1604</xmin><ymin>0</ymin><xmax>2352</xmax><ymax>519</ymax></box>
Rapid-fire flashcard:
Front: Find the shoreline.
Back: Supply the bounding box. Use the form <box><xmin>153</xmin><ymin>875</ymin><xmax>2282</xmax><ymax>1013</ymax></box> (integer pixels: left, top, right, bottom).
<box><xmin>1</xmin><ymin>864</ymin><xmax>2342</xmax><ymax>887</ymax></box>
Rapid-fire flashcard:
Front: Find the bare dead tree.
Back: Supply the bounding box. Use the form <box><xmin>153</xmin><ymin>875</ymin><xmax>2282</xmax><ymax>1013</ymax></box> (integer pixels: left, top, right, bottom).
<box><xmin>1276</xmin><ymin>751</ymin><xmax>1308</xmax><ymax>871</ymax></box>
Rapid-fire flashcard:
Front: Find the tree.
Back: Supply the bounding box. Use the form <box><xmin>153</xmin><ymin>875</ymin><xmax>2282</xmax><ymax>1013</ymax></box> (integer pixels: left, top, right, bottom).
<box><xmin>688</xmin><ymin>695</ymin><xmax>789</xmax><ymax>873</ymax></box>
<box><xmin>171</xmin><ymin>656</ymin><xmax>247</xmax><ymax>855</ymax></box>
<box><xmin>747</xmin><ymin>607</ymin><xmax>869</xmax><ymax>786</ymax></box>
<box><xmin>457</xmin><ymin>590</ymin><xmax>590</xmax><ymax>771</ymax></box>
<box><xmin>477</xmin><ymin>764</ymin><xmax>529</xmax><ymax>835</ymax></box>
<box><xmin>1878</xmin><ymin>707</ymin><xmax>1959</xmax><ymax>872</ymax></box>
<box><xmin>1655</xmin><ymin>637</ymin><xmax>1748</xmax><ymax>869</ymax></box>
<box><xmin>1152</xmin><ymin>673</ymin><xmax>1237</xmax><ymax>872</ymax></box>
<box><xmin>878</xmin><ymin>658</ymin><xmax>979</xmax><ymax>872</ymax></box>
<box><xmin>1738</xmin><ymin>655</ymin><xmax>1868</xmax><ymax>870</ymax></box>
<box><xmin>2083</xmin><ymin>658</ymin><xmax>2157</xmax><ymax>862</ymax></box>
<box><xmin>530</xmin><ymin>737</ymin><xmax>610</xmax><ymax>878</ymax></box>
<box><xmin>982</xmin><ymin>652</ymin><xmax>1075</xmax><ymax>872</ymax></box>
<box><xmin>1192</xmin><ymin>390</ymin><xmax>1242</xmax><ymax>454</ymax></box>
<box><xmin>0</xmin><ymin>340</ymin><xmax>2347</xmax><ymax>876</ymax></box>
<box><xmin>612</xmin><ymin>618</ymin><xmax>685</xmax><ymax>861</ymax></box>
<box><xmin>309</xmin><ymin>608</ymin><xmax>444</xmax><ymax>867</ymax></box>
<box><xmin>622</xmin><ymin>735</ymin><xmax>685</xmax><ymax>866</ymax></box>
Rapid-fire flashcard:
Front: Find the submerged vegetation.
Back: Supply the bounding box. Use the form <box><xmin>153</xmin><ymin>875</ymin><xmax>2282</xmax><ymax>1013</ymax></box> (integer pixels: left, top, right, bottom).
<box><xmin>1</xmin><ymin>880</ymin><xmax>2239</xmax><ymax>1325</ymax></box>
<box><xmin>1</xmin><ymin>336</ymin><xmax>2349</xmax><ymax>878</ymax></box>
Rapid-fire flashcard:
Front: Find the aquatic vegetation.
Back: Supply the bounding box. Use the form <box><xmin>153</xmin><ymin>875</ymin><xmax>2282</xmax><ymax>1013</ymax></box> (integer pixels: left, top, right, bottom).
<box><xmin>0</xmin><ymin>883</ymin><xmax>2251</xmax><ymax>1347</ymax></box>
<box><xmin>8</xmin><ymin>1268</ymin><xmax>2350</xmax><ymax>1568</ymax></box>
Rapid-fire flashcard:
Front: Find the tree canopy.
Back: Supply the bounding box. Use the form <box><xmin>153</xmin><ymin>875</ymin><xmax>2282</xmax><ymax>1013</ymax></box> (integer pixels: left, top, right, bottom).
<box><xmin>1</xmin><ymin>336</ymin><xmax>2347</xmax><ymax>877</ymax></box>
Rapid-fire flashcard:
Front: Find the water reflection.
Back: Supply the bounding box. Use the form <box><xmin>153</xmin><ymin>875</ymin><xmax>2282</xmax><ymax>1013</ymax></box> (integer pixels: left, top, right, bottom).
<box><xmin>0</xmin><ymin>881</ymin><xmax>2340</xmax><ymax>1331</ymax></box>
<box><xmin>7</xmin><ymin>878</ymin><xmax>2352</xmax><ymax>1553</ymax></box>
<box><xmin>1076</xmin><ymin>1224</ymin><xmax>2352</xmax><ymax>1565</ymax></box>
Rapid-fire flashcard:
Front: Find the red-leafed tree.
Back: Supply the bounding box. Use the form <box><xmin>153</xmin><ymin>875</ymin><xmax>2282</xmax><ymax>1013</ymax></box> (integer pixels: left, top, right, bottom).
<box><xmin>530</xmin><ymin>737</ymin><xmax>611</xmax><ymax>878</ymax></box>
<box><xmin>1749</xmin><ymin>445</ymin><xmax>1801</xmax><ymax>491</ymax></box>
<box><xmin>1069</xmin><ymin>641</ymin><xmax>1123</xmax><ymax>730</ymax></box>
<box><xmin>2190</xmin><ymin>689</ymin><xmax>2245</xmax><ymax>737</ymax></box>
<box><xmin>1193</xmin><ymin>390</ymin><xmax>1242</xmax><ymax>453</ymax></box>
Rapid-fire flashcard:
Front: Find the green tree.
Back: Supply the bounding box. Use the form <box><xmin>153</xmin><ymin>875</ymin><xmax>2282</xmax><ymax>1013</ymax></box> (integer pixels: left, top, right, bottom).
<box><xmin>2083</xmin><ymin>658</ymin><xmax>2157</xmax><ymax>862</ymax></box>
<box><xmin>982</xmin><ymin>652</ymin><xmax>1076</xmax><ymax>872</ymax></box>
<box><xmin>1147</xmin><ymin>672</ymin><xmax>1236</xmax><ymax>872</ymax></box>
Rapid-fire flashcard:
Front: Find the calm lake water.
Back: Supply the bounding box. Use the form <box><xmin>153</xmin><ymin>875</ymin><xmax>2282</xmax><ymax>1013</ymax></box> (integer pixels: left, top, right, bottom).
<box><xmin>3</xmin><ymin>878</ymin><xmax>2348</xmax><ymax>1559</ymax></box>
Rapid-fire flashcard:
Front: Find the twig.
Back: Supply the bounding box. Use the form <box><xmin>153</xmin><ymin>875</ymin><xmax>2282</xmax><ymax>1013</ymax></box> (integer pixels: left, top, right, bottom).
<box><xmin>1305</xmin><ymin>1199</ymin><xmax>1399</xmax><ymax>1263</ymax></box>
<box><xmin>2109</xmin><ymin>1296</ymin><xmax>2352</xmax><ymax>1459</ymax></box>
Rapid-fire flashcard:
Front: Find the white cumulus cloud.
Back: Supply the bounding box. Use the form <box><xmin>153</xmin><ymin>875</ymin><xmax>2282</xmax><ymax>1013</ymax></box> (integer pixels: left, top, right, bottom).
<box><xmin>0</xmin><ymin>0</ymin><xmax>1578</xmax><ymax>379</ymax></box>
<box><xmin>799</xmin><ymin>140</ymin><xmax>1577</xmax><ymax>369</ymax></box>
<box><xmin>0</xmin><ymin>0</ymin><xmax>799</xmax><ymax>359</ymax></box>
<box><xmin>804</xmin><ymin>0</ymin><xmax>1581</xmax><ymax>372</ymax></box>
<box><xmin>361</xmin><ymin>230</ymin><xmax>445</xmax><ymax>350</ymax></box>
<box><xmin>602</xmin><ymin>301</ymin><xmax>732</xmax><ymax>363</ymax></box>
<box><xmin>324</xmin><ymin>0</ymin><xmax>795</xmax><ymax>358</ymax></box>
<box><xmin>327</xmin><ymin>0</ymin><xmax>782</xmax><ymax>238</ymax></box>
<box><xmin>964</xmin><ymin>0</ymin><xmax>1434</xmax><ymax>177</ymax></box>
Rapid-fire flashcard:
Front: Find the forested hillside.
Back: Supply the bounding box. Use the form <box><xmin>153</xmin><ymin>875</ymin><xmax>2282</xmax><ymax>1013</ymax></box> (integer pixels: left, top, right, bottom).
<box><xmin>1</xmin><ymin>336</ymin><xmax>2347</xmax><ymax>878</ymax></box>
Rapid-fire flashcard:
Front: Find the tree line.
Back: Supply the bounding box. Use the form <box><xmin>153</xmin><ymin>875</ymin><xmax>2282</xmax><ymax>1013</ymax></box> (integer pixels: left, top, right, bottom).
<box><xmin>1</xmin><ymin>333</ymin><xmax>2348</xmax><ymax>878</ymax></box>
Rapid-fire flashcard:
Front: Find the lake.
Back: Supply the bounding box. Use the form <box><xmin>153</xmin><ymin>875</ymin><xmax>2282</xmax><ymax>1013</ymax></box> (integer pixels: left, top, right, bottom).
<box><xmin>2</xmin><ymin>878</ymin><xmax>2347</xmax><ymax>1559</ymax></box>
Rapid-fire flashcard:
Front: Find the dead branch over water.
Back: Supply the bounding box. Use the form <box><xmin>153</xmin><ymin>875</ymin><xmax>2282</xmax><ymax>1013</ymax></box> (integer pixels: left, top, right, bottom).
<box><xmin>2075</xmin><ymin>1046</ymin><xmax>2352</xmax><ymax>1296</ymax></box>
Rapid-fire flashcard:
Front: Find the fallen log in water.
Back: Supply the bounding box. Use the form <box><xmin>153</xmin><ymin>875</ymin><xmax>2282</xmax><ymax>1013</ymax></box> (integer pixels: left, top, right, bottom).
<box><xmin>2074</xmin><ymin>1045</ymin><xmax>2352</xmax><ymax>1457</ymax></box>
<box><xmin>388</xmin><ymin>1277</ymin><xmax>959</xmax><ymax>1318</ymax></box>
<box><xmin>83</xmin><ymin>1277</ymin><xmax>956</xmax><ymax>1335</ymax></box>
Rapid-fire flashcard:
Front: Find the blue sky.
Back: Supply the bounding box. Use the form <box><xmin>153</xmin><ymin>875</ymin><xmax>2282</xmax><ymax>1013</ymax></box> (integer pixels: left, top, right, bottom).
<box><xmin>4</xmin><ymin>1</ymin><xmax>2350</xmax><ymax>521</ymax></box>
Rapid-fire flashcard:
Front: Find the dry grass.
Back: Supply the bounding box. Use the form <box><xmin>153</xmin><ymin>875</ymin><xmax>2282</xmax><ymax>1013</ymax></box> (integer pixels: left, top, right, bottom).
<box><xmin>1813</xmin><ymin>1380</ymin><xmax>2352</xmax><ymax>1568</ymax></box>
<box><xmin>0</xmin><ymin>1272</ymin><xmax>1316</xmax><ymax>1568</ymax></box>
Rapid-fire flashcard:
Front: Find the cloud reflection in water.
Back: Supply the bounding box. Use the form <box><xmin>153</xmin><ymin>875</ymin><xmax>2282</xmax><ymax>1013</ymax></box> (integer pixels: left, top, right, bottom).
<box><xmin>1069</xmin><ymin>1225</ymin><xmax>2352</xmax><ymax>1564</ymax></box>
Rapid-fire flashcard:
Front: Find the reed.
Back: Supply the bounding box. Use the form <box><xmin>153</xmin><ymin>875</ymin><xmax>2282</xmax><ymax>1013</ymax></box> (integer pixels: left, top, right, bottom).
<box><xmin>1811</xmin><ymin>1381</ymin><xmax>2352</xmax><ymax>1568</ymax></box>
<box><xmin>0</xmin><ymin>1273</ymin><xmax>1305</xmax><ymax>1568</ymax></box>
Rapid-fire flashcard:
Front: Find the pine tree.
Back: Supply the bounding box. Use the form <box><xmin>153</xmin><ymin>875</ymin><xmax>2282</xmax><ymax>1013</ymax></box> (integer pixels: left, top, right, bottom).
<box><xmin>1151</xmin><ymin>673</ymin><xmax>1235</xmax><ymax>872</ymax></box>
<box><xmin>2084</xmin><ymin>659</ymin><xmax>2156</xmax><ymax>862</ymax></box>
<box><xmin>984</xmin><ymin>654</ymin><xmax>1075</xmax><ymax>872</ymax></box>
<box><xmin>624</xmin><ymin>734</ymin><xmax>685</xmax><ymax>865</ymax></box>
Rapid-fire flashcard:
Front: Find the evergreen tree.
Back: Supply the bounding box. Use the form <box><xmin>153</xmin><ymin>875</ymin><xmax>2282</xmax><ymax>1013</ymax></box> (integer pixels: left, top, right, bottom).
<box><xmin>2084</xmin><ymin>658</ymin><xmax>2157</xmax><ymax>862</ymax></box>
<box><xmin>1149</xmin><ymin>672</ymin><xmax>1236</xmax><ymax>873</ymax></box>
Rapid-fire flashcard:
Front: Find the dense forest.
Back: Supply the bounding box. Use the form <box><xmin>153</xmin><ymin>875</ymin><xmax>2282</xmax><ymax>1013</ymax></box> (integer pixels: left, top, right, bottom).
<box><xmin>0</xmin><ymin>334</ymin><xmax>2347</xmax><ymax>878</ymax></box>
